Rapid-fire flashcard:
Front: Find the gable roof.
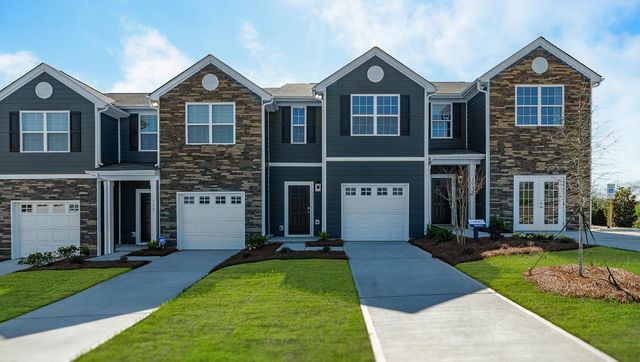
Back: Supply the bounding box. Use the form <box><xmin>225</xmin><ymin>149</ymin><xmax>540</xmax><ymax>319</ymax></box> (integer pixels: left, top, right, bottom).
<box><xmin>149</xmin><ymin>54</ymin><xmax>272</xmax><ymax>101</ymax></box>
<box><xmin>478</xmin><ymin>37</ymin><xmax>604</xmax><ymax>85</ymax></box>
<box><xmin>105</xmin><ymin>93</ymin><xmax>150</xmax><ymax>107</ymax></box>
<box><xmin>314</xmin><ymin>47</ymin><xmax>436</xmax><ymax>93</ymax></box>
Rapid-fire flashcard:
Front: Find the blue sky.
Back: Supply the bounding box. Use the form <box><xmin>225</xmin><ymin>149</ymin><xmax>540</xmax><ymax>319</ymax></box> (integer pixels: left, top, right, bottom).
<box><xmin>1</xmin><ymin>0</ymin><xmax>639</xmax><ymax>186</ymax></box>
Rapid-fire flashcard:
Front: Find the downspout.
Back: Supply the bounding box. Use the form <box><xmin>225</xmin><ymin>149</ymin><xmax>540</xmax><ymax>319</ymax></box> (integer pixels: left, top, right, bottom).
<box><xmin>262</xmin><ymin>98</ymin><xmax>275</xmax><ymax>236</ymax></box>
<box><xmin>476</xmin><ymin>81</ymin><xmax>490</xmax><ymax>221</ymax></box>
<box><xmin>96</xmin><ymin>105</ymin><xmax>109</xmax><ymax>167</ymax></box>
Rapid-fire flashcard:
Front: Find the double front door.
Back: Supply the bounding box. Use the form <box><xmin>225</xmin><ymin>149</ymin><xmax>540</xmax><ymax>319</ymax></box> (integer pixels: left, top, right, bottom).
<box><xmin>514</xmin><ymin>175</ymin><xmax>565</xmax><ymax>231</ymax></box>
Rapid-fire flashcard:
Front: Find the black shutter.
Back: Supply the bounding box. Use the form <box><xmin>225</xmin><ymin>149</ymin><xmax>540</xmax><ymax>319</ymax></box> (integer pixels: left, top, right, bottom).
<box><xmin>400</xmin><ymin>95</ymin><xmax>410</xmax><ymax>135</ymax></box>
<box><xmin>129</xmin><ymin>113</ymin><xmax>139</xmax><ymax>151</ymax></box>
<box><xmin>453</xmin><ymin>103</ymin><xmax>463</xmax><ymax>138</ymax></box>
<box><xmin>307</xmin><ymin>106</ymin><xmax>317</xmax><ymax>143</ymax></box>
<box><xmin>70</xmin><ymin>111</ymin><xmax>81</xmax><ymax>152</ymax></box>
<box><xmin>281</xmin><ymin>106</ymin><xmax>291</xmax><ymax>143</ymax></box>
<box><xmin>340</xmin><ymin>95</ymin><xmax>350</xmax><ymax>136</ymax></box>
<box><xmin>9</xmin><ymin>111</ymin><xmax>19</xmax><ymax>152</ymax></box>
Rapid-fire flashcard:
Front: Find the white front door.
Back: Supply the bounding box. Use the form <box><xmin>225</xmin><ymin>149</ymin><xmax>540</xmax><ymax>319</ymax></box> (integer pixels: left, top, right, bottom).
<box><xmin>177</xmin><ymin>192</ymin><xmax>245</xmax><ymax>250</ymax></box>
<box><xmin>513</xmin><ymin>175</ymin><xmax>565</xmax><ymax>231</ymax></box>
<box><xmin>13</xmin><ymin>201</ymin><xmax>81</xmax><ymax>258</ymax></box>
<box><xmin>341</xmin><ymin>184</ymin><xmax>409</xmax><ymax>241</ymax></box>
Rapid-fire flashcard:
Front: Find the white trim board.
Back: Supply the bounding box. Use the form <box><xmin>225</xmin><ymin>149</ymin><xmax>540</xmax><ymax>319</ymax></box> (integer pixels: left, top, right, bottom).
<box><xmin>0</xmin><ymin>174</ymin><xmax>95</xmax><ymax>180</ymax></box>
<box><xmin>284</xmin><ymin>181</ymin><xmax>314</xmax><ymax>238</ymax></box>
<box><xmin>269</xmin><ymin>162</ymin><xmax>322</xmax><ymax>167</ymax></box>
<box><xmin>149</xmin><ymin>54</ymin><xmax>272</xmax><ymax>101</ymax></box>
<box><xmin>326</xmin><ymin>157</ymin><xmax>424</xmax><ymax>162</ymax></box>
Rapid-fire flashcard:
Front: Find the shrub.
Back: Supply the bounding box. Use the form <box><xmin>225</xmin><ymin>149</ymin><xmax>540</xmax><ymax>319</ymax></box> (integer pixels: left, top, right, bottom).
<box><xmin>280</xmin><ymin>247</ymin><xmax>292</xmax><ymax>253</ymax></box>
<box><xmin>56</xmin><ymin>245</ymin><xmax>80</xmax><ymax>260</ymax></box>
<box><xmin>613</xmin><ymin>187</ymin><xmax>638</xmax><ymax>227</ymax></box>
<box><xmin>79</xmin><ymin>245</ymin><xmax>91</xmax><ymax>256</ymax></box>
<box><xmin>322</xmin><ymin>246</ymin><xmax>331</xmax><ymax>252</ymax></box>
<box><xmin>246</xmin><ymin>234</ymin><xmax>268</xmax><ymax>250</ymax></box>
<box><xmin>119</xmin><ymin>255</ymin><xmax>129</xmax><ymax>262</ymax></box>
<box><xmin>17</xmin><ymin>252</ymin><xmax>57</xmax><ymax>267</ymax></box>
<box><xmin>319</xmin><ymin>231</ymin><xmax>329</xmax><ymax>242</ymax></box>
<box><xmin>147</xmin><ymin>240</ymin><xmax>160</xmax><ymax>249</ymax></box>
<box><xmin>433</xmin><ymin>227</ymin><xmax>454</xmax><ymax>244</ymax></box>
<box><xmin>489</xmin><ymin>216</ymin><xmax>506</xmax><ymax>231</ymax></box>
<box><xmin>69</xmin><ymin>255</ymin><xmax>84</xmax><ymax>264</ymax></box>
<box><xmin>425</xmin><ymin>224</ymin><xmax>437</xmax><ymax>238</ymax></box>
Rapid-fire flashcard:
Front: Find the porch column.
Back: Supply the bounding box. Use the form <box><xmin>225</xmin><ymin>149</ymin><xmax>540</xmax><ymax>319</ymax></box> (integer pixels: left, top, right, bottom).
<box><xmin>102</xmin><ymin>180</ymin><xmax>114</xmax><ymax>254</ymax></box>
<box><xmin>150</xmin><ymin>179</ymin><xmax>158</xmax><ymax>242</ymax></box>
<box><xmin>425</xmin><ymin>161</ymin><xmax>432</xmax><ymax>225</ymax></box>
<box><xmin>468</xmin><ymin>163</ymin><xmax>476</xmax><ymax>221</ymax></box>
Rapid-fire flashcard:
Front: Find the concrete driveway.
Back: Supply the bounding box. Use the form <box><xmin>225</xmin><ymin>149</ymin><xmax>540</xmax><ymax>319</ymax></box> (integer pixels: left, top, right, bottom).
<box><xmin>569</xmin><ymin>229</ymin><xmax>640</xmax><ymax>252</ymax></box>
<box><xmin>0</xmin><ymin>259</ymin><xmax>28</xmax><ymax>276</ymax></box>
<box><xmin>0</xmin><ymin>250</ymin><xmax>237</xmax><ymax>362</ymax></box>
<box><xmin>345</xmin><ymin>242</ymin><xmax>613</xmax><ymax>362</ymax></box>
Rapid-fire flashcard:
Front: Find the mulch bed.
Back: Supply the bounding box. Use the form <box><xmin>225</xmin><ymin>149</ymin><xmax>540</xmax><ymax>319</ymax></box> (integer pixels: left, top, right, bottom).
<box><xmin>127</xmin><ymin>247</ymin><xmax>178</xmax><ymax>257</ymax></box>
<box><xmin>410</xmin><ymin>236</ymin><xmax>581</xmax><ymax>265</ymax></box>
<box><xmin>305</xmin><ymin>240</ymin><xmax>344</xmax><ymax>247</ymax></box>
<box><xmin>525</xmin><ymin>265</ymin><xmax>640</xmax><ymax>303</ymax></box>
<box><xmin>20</xmin><ymin>259</ymin><xmax>149</xmax><ymax>271</ymax></box>
<box><xmin>212</xmin><ymin>243</ymin><xmax>348</xmax><ymax>272</ymax></box>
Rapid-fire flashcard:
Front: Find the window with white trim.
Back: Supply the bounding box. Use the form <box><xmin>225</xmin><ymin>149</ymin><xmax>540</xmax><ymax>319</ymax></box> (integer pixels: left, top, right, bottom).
<box><xmin>20</xmin><ymin>111</ymin><xmax>70</xmax><ymax>152</ymax></box>
<box><xmin>215</xmin><ymin>196</ymin><xmax>226</xmax><ymax>204</ymax></box>
<box><xmin>377</xmin><ymin>187</ymin><xmax>387</xmax><ymax>196</ymax></box>
<box><xmin>291</xmin><ymin>107</ymin><xmax>306</xmax><ymax>144</ymax></box>
<box><xmin>516</xmin><ymin>85</ymin><xmax>563</xmax><ymax>126</ymax></box>
<box><xmin>392</xmin><ymin>187</ymin><xmax>403</xmax><ymax>196</ymax></box>
<box><xmin>69</xmin><ymin>204</ymin><xmax>80</xmax><ymax>212</ymax></box>
<box><xmin>345</xmin><ymin>187</ymin><xmax>356</xmax><ymax>196</ymax></box>
<box><xmin>361</xmin><ymin>187</ymin><xmax>372</xmax><ymax>196</ymax></box>
<box><xmin>231</xmin><ymin>196</ymin><xmax>242</xmax><ymax>204</ymax></box>
<box><xmin>186</xmin><ymin>103</ymin><xmax>235</xmax><ymax>144</ymax></box>
<box><xmin>184</xmin><ymin>196</ymin><xmax>195</xmax><ymax>204</ymax></box>
<box><xmin>431</xmin><ymin>104</ymin><xmax>452</xmax><ymax>139</ymax></box>
<box><xmin>139</xmin><ymin>114</ymin><xmax>158</xmax><ymax>151</ymax></box>
<box><xmin>199</xmin><ymin>196</ymin><xmax>210</xmax><ymax>204</ymax></box>
<box><xmin>21</xmin><ymin>204</ymin><xmax>32</xmax><ymax>213</ymax></box>
<box><xmin>351</xmin><ymin>95</ymin><xmax>399</xmax><ymax>135</ymax></box>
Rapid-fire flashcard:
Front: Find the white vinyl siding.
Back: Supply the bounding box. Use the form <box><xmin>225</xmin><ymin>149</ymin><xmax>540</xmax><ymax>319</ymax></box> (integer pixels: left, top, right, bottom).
<box><xmin>186</xmin><ymin>103</ymin><xmax>236</xmax><ymax>144</ymax></box>
<box><xmin>516</xmin><ymin>85</ymin><xmax>564</xmax><ymax>126</ymax></box>
<box><xmin>20</xmin><ymin>111</ymin><xmax>70</xmax><ymax>152</ymax></box>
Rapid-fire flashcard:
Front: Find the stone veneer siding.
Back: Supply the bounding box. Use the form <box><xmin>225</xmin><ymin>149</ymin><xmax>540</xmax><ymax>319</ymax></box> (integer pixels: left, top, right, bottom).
<box><xmin>0</xmin><ymin>179</ymin><xmax>98</xmax><ymax>256</ymax></box>
<box><xmin>158</xmin><ymin>64</ymin><xmax>263</xmax><ymax>243</ymax></box>
<box><xmin>489</xmin><ymin>47</ymin><xmax>591</xmax><ymax>230</ymax></box>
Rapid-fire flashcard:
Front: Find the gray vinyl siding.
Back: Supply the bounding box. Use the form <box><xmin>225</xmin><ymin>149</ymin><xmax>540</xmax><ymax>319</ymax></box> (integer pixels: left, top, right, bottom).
<box><xmin>268</xmin><ymin>167</ymin><xmax>322</xmax><ymax>236</ymax></box>
<box><xmin>467</xmin><ymin>92</ymin><xmax>486</xmax><ymax>153</ymax></box>
<box><xmin>326</xmin><ymin>161</ymin><xmax>424</xmax><ymax>239</ymax></box>
<box><xmin>429</xmin><ymin>102</ymin><xmax>467</xmax><ymax>150</ymax></box>
<box><xmin>267</xmin><ymin>106</ymin><xmax>321</xmax><ymax>163</ymax></box>
<box><xmin>325</xmin><ymin>56</ymin><xmax>425</xmax><ymax>157</ymax></box>
<box><xmin>0</xmin><ymin>72</ymin><xmax>95</xmax><ymax>173</ymax></box>
<box><xmin>119</xmin><ymin>116</ymin><xmax>157</xmax><ymax>163</ymax></box>
<box><xmin>118</xmin><ymin>181</ymin><xmax>150</xmax><ymax>244</ymax></box>
<box><xmin>101</xmin><ymin>114</ymin><xmax>118</xmax><ymax>165</ymax></box>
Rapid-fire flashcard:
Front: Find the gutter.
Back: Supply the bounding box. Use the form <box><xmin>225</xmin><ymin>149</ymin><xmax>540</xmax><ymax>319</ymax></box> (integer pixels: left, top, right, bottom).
<box><xmin>96</xmin><ymin>105</ymin><xmax>110</xmax><ymax>167</ymax></box>
<box><xmin>262</xmin><ymin>98</ymin><xmax>276</xmax><ymax>236</ymax></box>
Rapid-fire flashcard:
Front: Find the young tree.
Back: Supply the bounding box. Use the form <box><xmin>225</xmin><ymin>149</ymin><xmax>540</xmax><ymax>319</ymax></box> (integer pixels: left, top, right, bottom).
<box><xmin>438</xmin><ymin>165</ymin><xmax>485</xmax><ymax>244</ymax></box>
<box><xmin>613</xmin><ymin>187</ymin><xmax>638</xmax><ymax>227</ymax></box>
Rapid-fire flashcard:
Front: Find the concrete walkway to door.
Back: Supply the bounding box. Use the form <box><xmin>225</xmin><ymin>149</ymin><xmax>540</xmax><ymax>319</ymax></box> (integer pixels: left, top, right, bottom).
<box><xmin>345</xmin><ymin>242</ymin><xmax>614</xmax><ymax>362</ymax></box>
<box><xmin>0</xmin><ymin>250</ymin><xmax>237</xmax><ymax>362</ymax></box>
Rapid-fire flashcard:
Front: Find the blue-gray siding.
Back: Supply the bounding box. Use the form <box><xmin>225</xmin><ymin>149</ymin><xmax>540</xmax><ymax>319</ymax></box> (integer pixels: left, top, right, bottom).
<box><xmin>267</xmin><ymin>107</ymin><xmax>321</xmax><ymax>163</ymax></box>
<box><xmin>0</xmin><ymin>72</ymin><xmax>95</xmax><ymax>173</ymax></box>
<box><xmin>268</xmin><ymin>166</ymin><xmax>322</xmax><ymax>236</ymax></box>
<box><xmin>325</xmin><ymin>56</ymin><xmax>425</xmax><ymax>157</ymax></box>
<box><xmin>467</xmin><ymin>92</ymin><xmax>486</xmax><ymax>153</ymax></box>
<box><xmin>101</xmin><ymin>114</ymin><xmax>118</xmax><ymax>165</ymax></box>
<box><xmin>119</xmin><ymin>115</ymin><xmax>157</xmax><ymax>163</ymax></box>
<box><xmin>326</xmin><ymin>161</ymin><xmax>424</xmax><ymax>239</ymax></box>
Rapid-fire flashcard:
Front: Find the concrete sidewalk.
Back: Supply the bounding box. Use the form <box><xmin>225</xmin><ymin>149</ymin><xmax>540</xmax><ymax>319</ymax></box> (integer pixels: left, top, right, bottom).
<box><xmin>0</xmin><ymin>250</ymin><xmax>237</xmax><ymax>362</ymax></box>
<box><xmin>345</xmin><ymin>242</ymin><xmax>613</xmax><ymax>362</ymax></box>
<box><xmin>0</xmin><ymin>259</ymin><xmax>28</xmax><ymax>276</ymax></box>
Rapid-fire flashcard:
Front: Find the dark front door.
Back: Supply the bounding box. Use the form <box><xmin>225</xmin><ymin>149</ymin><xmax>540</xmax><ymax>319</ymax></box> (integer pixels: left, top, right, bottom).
<box><xmin>288</xmin><ymin>185</ymin><xmax>310</xmax><ymax>235</ymax></box>
<box><xmin>140</xmin><ymin>193</ymin><xmax>151</xmax><ymax>243</ymax></box>
<box><xmin>432</xmin><ymin>178</ymin><xmax>452</xmax><ymax>224</ymax></box>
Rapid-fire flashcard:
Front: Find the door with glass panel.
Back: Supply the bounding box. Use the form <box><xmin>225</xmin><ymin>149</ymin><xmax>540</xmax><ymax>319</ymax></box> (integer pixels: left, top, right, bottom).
<box><xmin>513</xmin><ymin>176</ymin><xmax>565</xmax><ymax>231</ymax></box>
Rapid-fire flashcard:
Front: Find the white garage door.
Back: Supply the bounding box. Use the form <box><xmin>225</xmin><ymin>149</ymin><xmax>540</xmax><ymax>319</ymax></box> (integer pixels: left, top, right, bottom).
<box><xmin>342</xmin><ymin>184</ymin><xmax>409</xmax><ymax>241</ymax></box>
<box><xmin>177</xmin><ymin>192</ymin><xmax>245</xmax><ymax>250</ymax></box>
<box><xmin>13</xmin><ymin>201</ymin><xmax>81</xmax><ymax>258</ymax></box>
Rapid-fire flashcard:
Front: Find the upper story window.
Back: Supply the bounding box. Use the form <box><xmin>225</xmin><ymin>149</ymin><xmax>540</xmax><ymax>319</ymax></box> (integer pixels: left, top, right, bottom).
<box><xmin>431</xmin><ymin>103</ymin><xmax>452</xmax><ymax>139</ymax></box>
<box><xmin>351</xmin><ymin>95</ymin><xmax>399</xmax><ymax>136</ymax></box>
<box><xmin>516</xmin><ymin>85</ymin><xmax>563</xmax><ymax>126</ymax></box>
<box><xmin>186</xmin><ymin>103</ymin><xmax>235</xmax><ymax>145</ymax></box>
<box><xmin>139</xmin><ymin>114</ymin><xmax>158</xmax><ymax>151</ymax></box>
<box><xmin>20</xmin><ymin>111</ymin><xmax>70</xmax><ymax>152</ymax></box>
<box><xmin>291</xmin><ymin>107</ymin><xmax>306</xmax><ymax>144</ymax></box>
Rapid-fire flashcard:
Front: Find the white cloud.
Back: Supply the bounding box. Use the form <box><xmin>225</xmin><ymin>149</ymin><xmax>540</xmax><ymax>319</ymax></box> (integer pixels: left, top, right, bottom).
<box><xmin>240</xmin><ymin>21</ymin><xmax>264</xmax><ymax>55</ymax></box>
<box><xmin>110</xmin><ymin>24</ymin><xmax>191</xmax><ymax>92</ymax></box>
<box><xmin>0</xmin><ymin>51</ymin><xmax>39</xmax><ymax>88</ymax></box>
<box><xmin>286</xmin><ymin>0</ymin><xmax>640</xmax><ymax>185</ymax></box>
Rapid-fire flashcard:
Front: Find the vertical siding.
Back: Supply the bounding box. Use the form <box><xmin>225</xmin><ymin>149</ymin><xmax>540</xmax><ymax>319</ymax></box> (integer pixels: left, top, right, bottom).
<box><xmin>101</xmin><ymin>114</ymin><xmax>118</xmax><ymax>165</ymax></box>
<box><xmin>0</xmin><ymin>72</ymin><xmax>95</xmax><ymax>173</ymax></box>
<box><xmin>267</xmin><ymin>106</ymin><xmax>322</xmax><ymax>163</ymax></box>
<box><xmin>325</xmin><ymin>56</ymin><xmax>425</xmax><ymax>157</ymax></box>
<box><xmin>268</xmin><ymin>167</ymin><xmax>322</xmax><ymax>236</ymax></box>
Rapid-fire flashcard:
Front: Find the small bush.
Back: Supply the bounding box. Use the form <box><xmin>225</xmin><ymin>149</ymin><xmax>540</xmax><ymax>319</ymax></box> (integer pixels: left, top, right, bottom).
<box><xmin>17</xmin><ymin>252</ymin><xmax>57</xmax><ymax>267</ymax></box>
<box><xmin>119</xmin><ymin>255</ymin><xmax>129</xmax><ymax>262</ymax></box>
<box><xmin>246</xmin><ymin>234</ymin><xmax>268</xmax><ymax>250</ymax></box>
<box><xmin>322</xmin><ymin>246</ymin><xmax>331</xmax><ymax>252</ymax></box>
<box><xmin>513</xmin><ymin>232</ymin><xmax>575</xmax><ymax>244</ymax></box>
<box><xmin>79</xmin><ymin>245</ymin><xmax>91</xmax><ymax>256</ymax></box>
<box><xmin>57</xmin><ymin>245</ymin><xmax>80</xmax><ymax>259</ymax></box>
<box><xmin>433</xmin><ymin>227</ymin><xmax>454</xmax><ymax>244</ymax></box>
<box><xmin>489</xmin><ymin>216</ymin><xmax>506</xmax><ymax>231</ymax></box>
<box><xmin>69</xmin><ymin>255</ymin><xmax>84</xmax><ymax>264</ymax></box>
<box><xmin>280</xmin><ymin>247</ymin><xmax>292</xmax><ymax>253</ymax></box>
<box><xmin>557</xmin><ymin>235</ymin><xmax>576</xmax><ymax>244</ymax></box>
<box><xmin>319</xmin><ymin>231</ymin><xmax>329</xmax><ymax>241</ymax></box>
<box><xmin>425</xmin><ymin>224</ymin><xmax>437</xmax><ymax>238</ymax></box>
<box><xmin>147</xmin><ymin>240</ymin><xmax>160</xmax><ymax>249</ymax></box>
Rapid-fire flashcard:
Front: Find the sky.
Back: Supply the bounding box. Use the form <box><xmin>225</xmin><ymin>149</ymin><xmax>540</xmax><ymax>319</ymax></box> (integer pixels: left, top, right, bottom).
<box><xmin>0</xmin><ymin>0</ymin><xmax>639</xmax><ymax>188</ymax></box>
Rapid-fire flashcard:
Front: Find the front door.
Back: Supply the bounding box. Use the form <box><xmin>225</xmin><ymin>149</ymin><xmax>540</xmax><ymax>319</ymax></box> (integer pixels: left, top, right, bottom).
<box><xmin>432</xmin><ymin>178</ymin><xmax>452</xmax><ymax>224</ymax></box>
<box><xmin>140</xmin><ymin>193</ymin><xmax>151</xmax><ymax>243</ymax></box>
<box><xmin>514</xmin><ymin>175</ymin><xmax>565</xmax><ymax>231</ymax></box>
<box><xmin>288</xmin><ymin>185</ymin><xmax>310</xmax><ymax>235</ymax></box>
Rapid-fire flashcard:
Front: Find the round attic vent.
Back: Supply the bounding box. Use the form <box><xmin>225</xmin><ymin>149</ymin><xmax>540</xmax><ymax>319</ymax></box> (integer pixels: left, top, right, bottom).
<box><xmin>202</xmin><ymin>74</ymin><xmax>219</xmax><ymax>91</ymax></box>
<box><xmin>532</xmin><ymin>57</ymin><xmax>549</xmax><ymax>74</ymax></box>
<box><xmin>35</xmin><ymin>82</ymin><xmax>53</xmax><ymax>99</ymax></box>
<box><xmin>367</xmin><ymin>65</ymin><xmax>384</xmax><ymax>83</ymax></box>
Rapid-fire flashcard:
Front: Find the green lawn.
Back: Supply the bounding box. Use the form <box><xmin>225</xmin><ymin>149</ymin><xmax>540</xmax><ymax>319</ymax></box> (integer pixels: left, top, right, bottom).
<box><xmin>456</xmin><ymin>246</ymin><xmax>640</xmax><ymax>361</ymax></box>
<box><xmin>79</xmin><ymin>259</ymin><xmax>373</xmax><ymax>362</ymax></box>
<box><xmin>0</xmin><ymin>268</ymin><xmax>129</xmax><ymax>322</ymax></box>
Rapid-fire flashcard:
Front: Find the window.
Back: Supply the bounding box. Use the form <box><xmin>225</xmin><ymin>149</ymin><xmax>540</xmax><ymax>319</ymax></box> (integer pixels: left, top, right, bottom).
<box><xmin>20</xmin><ymin>111</ymin><xmax>70</xmax><ymax>152</ymax></box>
<box><xmin>215</xmin><ymin>196</ymin><xmax>226</xmax><ymax>204</ymax></box>
<box><xmin>52</xmin><ymin>204</ymin><xmax>66</xmax><ymax>214</ymax></box>
<box><xmin>377</xmin><ymin>187</ymin><xmax>387</xmax><ymax>196</ymax></box>
<box><xmin>139</xmin><ymin>114</ymin><xmax>158</xmax><ymax>151</ymax></box>
<box><xmin>351</xmin><ymin>95</ymin><xmax>399</xmax><ymax>136</ymax></box>
<box><xmin>199</xmin><ymin>196</ymin><xmax>210</xmax><ymax>204</ymax></box>
<box><xmin>21</xmin><ymin>204</ymin><xmax>32</xmax><ymax>213</ymax></box>
<box><xmin>291</xmin><ymin>107</ymin><xmax>306</xmax><ymax>144</ymax></box>
<box><xmin>184</xmin><ymin>196</ymin><xmax>195</xmax><ymax>204</ymax></box>
<box><xmin>360</xmin><ymin>187</ymin><xmax>372</xmax><ymax>196</ymax></box>
<box><xmin>431</xmin><ymin>104</ymin><xmax>452</xmax><ymax>139</ymax></box>
<box><xmin>36</xmin><ymin>204</ymin><xmax>49</xmax><ymax>213</ymax></box>
<box><xmin>69</xmin><ymin>204</ymin><xmax>80</xmax><ymax>212</ymax></box>
<box><xmin>231</xmin><ymin>196</ymin><xmax>242</xmax><ymax>204</ymax></box>
<box><xmin>516</xmin><ymin>86</ymin><xmax>563</xmax><ymax>126</ymax></box>
<box><xmin>345</xmin><ymin>187</ymin><xmax>356</xmax><ymax>196</ymax></box>
<box><xmin>186</xmin><ymin>103</ymin><xmax>235</xmax><ymax>144</ymax></box>
<box><xmin>392</xmin><ymin>187</ymin><xmax>403</xmax><ymax>196</ymax></box>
